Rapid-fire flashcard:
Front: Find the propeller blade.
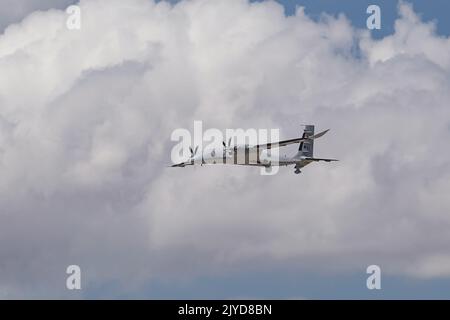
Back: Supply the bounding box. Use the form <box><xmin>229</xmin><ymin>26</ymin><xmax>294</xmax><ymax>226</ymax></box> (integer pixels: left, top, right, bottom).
<box><xmin>189</xmin><ymin>147</ymin><xmax>194</xmax><ymax>156</ymax></box>
<box><xmin>194</xmin><ymin>146</ymin><xmax>199</xmax><ymax>155</ymax></box>
<box><xmin>228</xmin><ymin>137</ymin><xmax>232</xmax><ymax>147</ymax></box>
<box><xmin>222</xmin><ymin>141</ymin><xmax>226</xmax><ymax>147</ymax></box>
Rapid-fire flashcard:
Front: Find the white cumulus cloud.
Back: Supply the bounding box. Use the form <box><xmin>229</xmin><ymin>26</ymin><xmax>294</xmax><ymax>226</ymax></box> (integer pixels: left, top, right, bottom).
<box><xmin>0</xmin><ymin>0</ymin><xmax>450</xmax><ymax>298</ymax></box>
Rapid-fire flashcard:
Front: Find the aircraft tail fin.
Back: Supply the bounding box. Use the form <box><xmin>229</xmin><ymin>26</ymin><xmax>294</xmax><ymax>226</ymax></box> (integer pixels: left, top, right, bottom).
<box><xmin>298</xmin><ymin>125</ymin><xmax>314</xmax><ymax>157</ymax></box>
<box><xmin>297</xmin><ymin>125</ymin><xmax>330</xmax><ymax>158</ymax></box>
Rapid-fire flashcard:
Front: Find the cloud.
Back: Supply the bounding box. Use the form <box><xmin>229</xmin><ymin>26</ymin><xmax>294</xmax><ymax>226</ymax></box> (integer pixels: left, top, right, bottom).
<box><xmin>0</xmin><ymin>0</ymin><xmax>450</xmax><ymax>298</ymax></box>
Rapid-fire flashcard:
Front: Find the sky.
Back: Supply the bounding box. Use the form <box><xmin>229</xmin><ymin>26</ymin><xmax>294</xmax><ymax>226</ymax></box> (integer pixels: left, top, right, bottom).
<box><xmin>277</xmin><ymin>0</ymin><xmax>450</xmax><ymax>36</ymax></box>
<box><xmin>0</xmin><ymin>0</ymin><xmax>450</xmax><ymax>299</ymax></box>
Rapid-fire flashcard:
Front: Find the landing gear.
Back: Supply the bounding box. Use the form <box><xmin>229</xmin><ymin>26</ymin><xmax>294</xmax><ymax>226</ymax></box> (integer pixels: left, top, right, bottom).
<box><xmin>295</xmin><ymin>168</ymin><xmax>301</xmax><ymax>174</ymax></box>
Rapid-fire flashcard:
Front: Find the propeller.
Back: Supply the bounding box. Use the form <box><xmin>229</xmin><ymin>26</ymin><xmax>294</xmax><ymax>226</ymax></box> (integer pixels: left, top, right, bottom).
<box><xmin>188</xmin><ymin>145</ymin><xmax>200</xmax><ymax>168</ymax></box>
<box><xmin>223</xmin><ymin>137</ymin><xmax>233</xmax><ymax>156</ymax></box>
<box><xmin>189</xmin><ymin>146</ymin><xmax>199</xmax><ymax>158</ymax></box>
<box><xmin>222</xmin><ymin>137</ymin><xmax>232</xmax><ymax>147</ymax></box>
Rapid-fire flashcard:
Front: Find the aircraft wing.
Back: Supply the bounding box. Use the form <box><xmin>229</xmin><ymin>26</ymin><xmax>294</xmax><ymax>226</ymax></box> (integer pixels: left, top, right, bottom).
<box><xmin>171</xmin><ymin>163</ymin><xmax>185</xmax><ymax>167</ymax></box>
<box><xmin>251</xmin><ymin>129</ymin><xmax>330</xmax><ymax>150</ymax></box>
<box><xmin>303</xmin><ymin>157</ymin><xmax>339</xmax><ymax>162</ymax></box>
<box><xmin>252</xmin><ymin>137</ymin><xmax>308</xmax><ymax>150</ymax></box>
<box><xmin>170</xmin><ymin>161</ymin><xmax>193</xmax><ymax>167</ymax></box>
